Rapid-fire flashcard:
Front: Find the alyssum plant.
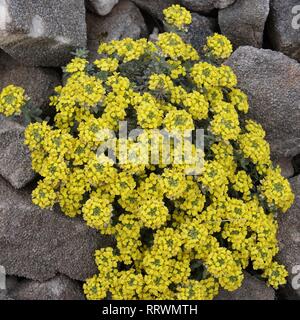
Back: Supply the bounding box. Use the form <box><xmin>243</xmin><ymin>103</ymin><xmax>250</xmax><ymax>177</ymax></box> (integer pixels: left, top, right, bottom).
<box><xmin>0</xmin><ymin>5</ymin><xmax>295</xmax><ymax>300</ymax></box>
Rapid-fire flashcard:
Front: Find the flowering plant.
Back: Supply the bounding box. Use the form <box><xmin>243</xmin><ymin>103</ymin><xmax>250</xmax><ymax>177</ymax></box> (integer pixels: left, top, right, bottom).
<box><xmin>0</xmin><ymin>5</ymin><xmax>294</xmax><ymax>300</ymax></box>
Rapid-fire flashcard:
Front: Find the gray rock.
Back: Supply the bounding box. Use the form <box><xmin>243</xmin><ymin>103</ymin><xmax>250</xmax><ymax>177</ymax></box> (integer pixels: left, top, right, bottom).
<box><xmin>0</xmin><ymin>0</ymin><xmax>87</xmax><ymax>67</ymax></box>
<box><xmin>216</xmin><ymin>272</ymin><xmax>275</xmax><ymax>300</ymax></box>
<box><xmin>132</xmin><ymin>0</ymin><xmax>235</xmax><ymax>21</ymax></box>
<box><xmin>0</xmin><ymin>265</ymin><xmax>5</xmax><ymax>290</ymax></box>
<box><xmin>0</xmin><ymin>271</ymin><xmax>16</xmax><ymax>300</ymax></box>
<box><xmin>182</xmin><ymin>14</ymin><xmax>217</xmax><ymax>53</ymax></box>
<box><xmin>0</xmin><ymin>176</ymin><xmax>114</xmax><ymax>281</ymax></box>
<box><xmin>275</xmin><ymin>158</ymin><xmax>295</xmax><ymax>178</ymax></box>
<box><xmin>225</xmin><ymin>46</ymin><xmax>300</xmax><ymax>159</ymax></box>
<box><xmin>267</xmin><ymin>0</ymin><xmax>300</xmax><ymax>62</ymax></box>
<box><xmin>0</xmin><ymin>119</ymin><xmax>35</xmax><ymax>189</ymax></box>
<box><xmin>0</xmin><ymin>50</ymin><xmax>61</xmax><ymax>118</ymax></box>
<box><xmin>87</xmin><ymin>0</ymin><xmax>147</xmax><ymax>61</ymax></box>
<box><xmin>131</xmin><ymin>0</ymin><xmax>177</xmax><ymax>20</ymax></box>
<box><xmin>219</xmin><ymin>0</ymin><xmax>270</xmax><ymax>48</ymax></box>
<box><xmin>149</xmin><ymin>27</ymin><xmax>160</xmax><ymax>43</ymax></box>
<box><xmin>293</xmin><ymin>155</ymin><xmax>300</xmax><ymax>176</ymax></box>
<box><xmin>180</xmin><ymin>0</ymin><xmax>236</xmax><ymax>13</ymax></box>
<box><xmin>5</xmin><ymin>276</ymin><xmax>20</xmax><ymax>294</ymax></box>
<box><xmin>277</xmin><ymin>175</ymin><xmax>300</xmax><ymax>299</ymax></box>
<box><xmin>87</xmin><ymin>0</ymin><xmax>119</xmax><ymax>16</ymax></box>
<box><xmin>0</xmin><ymin>270</ymin><xmax>20</xmax><ymax>294</ymax></box>
<box><xmin>10</xmin><ymin>275</ymin><xmax>85</xmax><ymax>300</ymax></box>
<box><xmin>0</xmin><ymin>290</ymin><xmax>13</xmax><ymax>300</ymax></box>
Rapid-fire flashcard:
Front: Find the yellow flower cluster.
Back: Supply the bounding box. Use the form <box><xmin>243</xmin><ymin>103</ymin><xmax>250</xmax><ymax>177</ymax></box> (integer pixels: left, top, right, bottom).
<box><xmin>32</xmin><ymin>178</ymin><xmax>57</xmax><ymax>208</ymax></box>
<box><xmin>0</xmin><ymin>85</ymin><xmax>28</xmax><ymax>116</ymax></box>
<box><xmin>83</xmin><ymin>274</ymin><xmax>107</xmax><ymax>300</ymax></box>
<box><xmin>210</xmin><ymin>109</ymin><xmax>240</xmax><ymax>141</ymax></box>
<box><xmin>4</xmin><ymin>5</ymin><xmax>294</xmax><ymax>301</ymax></box>
<box><xmin>139</xmin><ymin>199</ymin><xmax>169</xmax><ymax>229</ymax></box>
<box><xmin>262</xmin><ymin>262</ymin><xmax>289</xmax><ymax>289</ymax></box>
<box><xmin>204</xmin><ymin>33</ymin><xmax>233</xmax><ymax>59</ymax></box>
<box><xmin>163</xmin><ymin>4</ymin><xmax>192</xmax><ymax>31</ymax></box>
<box><xmin>229</xmin><ymin>88</ymin><xmax>249</xmax><ymax>113</ymax></box>
<box><xmin>148</xmin><ymin>74</ymin><xmax>174</xmax><ymax>93</ymax></box>
<box><xmin>94</xmin><ymin>57</ymin><xmax>119</xmax><ymax>72</ymax></box>
<box><xmin>260</xmin><ymin>167</ymin><xmax>294</xmax><ymax>212</ymax></box>
<box><xmin>164</xmin><ymin>109</ymin><xmax>194</xmax><ymax>132</ymax></box>
<box><xmin>183</xmin><ymin>91</ymin><xmax>209</xmax><ymax>120</ymax></box>
<box><xmin>157</xmin><ymin>33</ymin><xmax>199</xmax><ymax>61</ymax></box>
<box><xmin>206</xmin><ymin>247</ymin><xmax>244</xmax><ymax>291</ymax></box>
<box><xmin>230</xmin><ymin>170</ymin><xmax>253</xmax><ymax>200</ymax></box>
<box><xmin>98</xmin><ymin>38</ymin><xmax>154</xmax><ymax>63</ymax></box>
<box><xmin>168</xmin><ymin>60</ymin><xmax>187</xmax><ymax>79</ymax></box>
<box><xmin>238</xmin><ymin>131</ymin><xmax>271</xmax><ymax>166</ymax></box>
<box><xmin>65</xmin><ymin>57</ymin><xmax>88</xmax><ymax>73</ymax></box>
<box><xmin>191</xmin><ymin>62</ymin><xmax>219</xmax><ymax>89</ymax></box>
<box><xmin>136</xmin><ymin>100</ymin><xmax>164</xmax><ymax>129</ymax></box>
<box><xmin>176</xmin><ymin>278</ymin><xmax>219</xmax><ymax>300</ymax></box>
<box><xmin>82</xmin><ymin>195</ymin><xmax>113</xmax><ymax>231</ymax></box>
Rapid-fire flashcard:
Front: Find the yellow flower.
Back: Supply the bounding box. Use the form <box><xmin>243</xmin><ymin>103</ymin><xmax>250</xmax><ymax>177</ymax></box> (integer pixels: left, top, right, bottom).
<box><xmin>94</xmin><ymin>248</ymin><xmax>119</xmax><ymax>275</ymax></box>
<box><xmin>98</xmin><ymin>38</ymin><xmax>152</xmax><ymax>63</ymax></box>
<box><xmin>238</xmin><ymin>132</ymin><xmax>271</xmax><ymax>165</ymax></box>
<box><xmin>65</xmin><ymin>57</ymin><xmax>88</xmax><ymax>73</ymax></box>
<box><xmin>136</xmin><ymin>100</ymin><xmax>164</xmax><ymax>129</ymax></box>
<box><xmin>82</xmin><ymin>195</ymin><xmax>113</xmax><ymax>231</ymax></box>
<box><xmin>230</xmin><ymin>170</ymin><xmax>253</xmax><ymax>200</ymax></box>
<box><xmin>139</xmin><ymin>198</ymin><xmax>169</xmax><ymax>229</ymax></box>
<box><xmin>229</xmin><ymin>88</ymin><xmax>249</xmax><ymax>113</ymax></box>
<box><xmin>32</xmin><ymin>178</ymin><xmax>57</xmax><ymax>209</ymax></box>
<box><xmin>94</xmin><ymin>57</ymin><xmax>119</xmax><ymax>72</ymax></box>
<box><xmin>245</xmin><ymin>119</ymin><xmax>266</xmax><ymax>138</ymax></box>
<box><xmin>183</xmin><ymin>91</ymin><xmax>209</xmax><ymax>120</ymax></box>
<box><xmin>199</xmin><ymin>160</ymin><xmax>229</xmax><ymax>197</ymax></box>
<box><xmin>205</xmin><ymin>247</ymin><xmax>244</xmax><ymax>291</ymax></box>
<box><xmin>191</xmin><ymin>62</ymin><xmax>220</xmax><ymax>89</ymax></box>
<box><xmin>0</xmin><ymin>85</ymin><xmax>28</xmax><ymax>116</ymax></box>
<box><xmin>111</xmin><ymin>270</ymin><xmax>144</xmax><ymax>300</ymax></box>
<box><xmin>210</xmin><ymin>109</ymin><xmax>241</xmax><ymax>141</ymax></box>
<box><xmin>83</xmin><ymin>275</ymin><xmax>108</xmax><ymax>300</ymax></box>
<box><xmin>262</xmin><ymin>262</ymin><xmax>288</xmax><ymax>289</ymax></box>
<box><xmin>163</xmin><ymin>168</ymin><xmax>188</xmax><ymax>200</ymax></box>
<box><xmin>218</xmin><ymin>65</ymin><xmax>237</xmax><ymax>88</ymax></box>
<box><xmin>204</xmin><ymin>33</ymin><xmax>233</xmax><ymax>59</ymax></box>
<box><xmin>168</xmin><ymin>60</ymin><xmax>187</xmax><ymax>79</ymax></box>
<box><xmin>163</xmin><ymin>4</ymin><xmax>192</xmax><ymax>31</ymax></box>
<box><xmin>148</xmin><ymin>73</ymin><xmax>174</xmax><ymax>92</ymax></box>
<box><xmin>157</xmin><ymin>32</ymin><xmax>199</xmax><ymax>61</ymax></box>
<box><xmin>260</xmin><ymin>167</ymin><xmax>294</xmax><ymax>212</ymax></box>
<box><xmin>176</xmin><ymin>278</ymin><xmax>219</xmax><ymax>300</ymax></box>
<box><xmin>24</xmin><ymin>121</ymin><xmax>52</xmax><ymax>151</ymax></box>
<box><xmin>163</xmin><ymin>109</ymin><xmax>194</xmax><ymax>132</ymax></box>
<box><xmin>181</xmin><ymin>219</ymin><xmax>209</xmax><ymax>251</ymax></box>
